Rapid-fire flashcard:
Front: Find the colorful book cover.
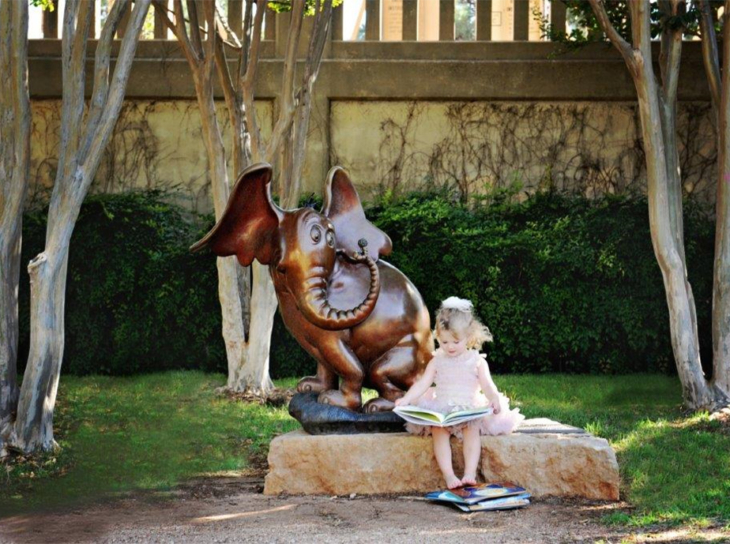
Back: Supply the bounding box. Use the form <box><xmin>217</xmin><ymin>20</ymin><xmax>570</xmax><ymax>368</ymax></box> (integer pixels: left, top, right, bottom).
<box><xmin>425</xmin><ymin>483</ymin><xmax>529</xmax><ymax>505</ymax></box>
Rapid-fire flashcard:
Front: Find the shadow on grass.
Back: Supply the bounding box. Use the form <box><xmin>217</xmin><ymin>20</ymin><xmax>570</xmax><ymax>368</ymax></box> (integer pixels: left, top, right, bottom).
<box><xmin>499</xmin><ymin>374</ymin><xmax>729</xmax><ymax>527</ymax></box>
<box><xmin>0</xmin><ymin>371</ymin><xmax>299</xmax><ymax>517</ymax></box>
<box><xmin>2</xmin><ymin>371</ymin><xmax>728</xmax><ymax>530</ymax></box>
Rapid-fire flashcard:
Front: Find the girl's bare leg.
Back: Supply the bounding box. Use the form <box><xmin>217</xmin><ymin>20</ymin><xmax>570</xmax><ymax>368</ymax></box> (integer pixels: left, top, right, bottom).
<box><xmin>462</xmin><ymin>424</ymin><xmax>481</xmax><ymax>485</ymax></box>
<box><xmin>431</xmin><ymin>427</ymin><xmax>461</xmax><ymax>489</ymax></box>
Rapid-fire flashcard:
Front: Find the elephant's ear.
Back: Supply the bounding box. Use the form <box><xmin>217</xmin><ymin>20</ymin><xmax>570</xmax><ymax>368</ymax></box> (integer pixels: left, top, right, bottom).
<box><xmin>322</xmin><ymin>167</ymin><xmax>392</xmax><ymax>261</ymax></box>
<box><xmin>190</xmin><ymin>163</ymin><xmax>282</xmax><ymax>267</ymax></box>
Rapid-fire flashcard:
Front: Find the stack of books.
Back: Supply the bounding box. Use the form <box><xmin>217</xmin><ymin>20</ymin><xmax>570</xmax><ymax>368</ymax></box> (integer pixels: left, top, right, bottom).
<box><xmin>425</xmin><ymin>483</ymin><xmax>531</xmax><ymax>512</ymax></box>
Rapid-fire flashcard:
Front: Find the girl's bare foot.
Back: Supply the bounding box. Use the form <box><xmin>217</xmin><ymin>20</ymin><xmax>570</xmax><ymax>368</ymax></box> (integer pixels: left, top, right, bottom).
<box><xmin>461</xmin><ymin>473</ymin><xmax>477</xmax><ymax>486</ymax></box>
<box><xmin>445</xmin><ymin>474</ymin><xmax>462</xmax><ymax>489</ymax></box>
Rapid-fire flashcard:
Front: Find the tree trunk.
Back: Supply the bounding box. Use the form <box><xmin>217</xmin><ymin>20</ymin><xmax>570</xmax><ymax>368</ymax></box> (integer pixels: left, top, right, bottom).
<box><xmin>191</xmin><ymin>63</ymin><xmax>257</xmax><ymax>393</ymax></box>
<box><xmin>588</xmin><ymin>0</ymin><xmax>728</xmax><ymax>411</ymax></box>
<box><xmin>11</xmin><ymin>0</ymin><xmax>151</xmax><ymax>453</ymax></box>
<box><xmin>11</xmin><ymin>247</ymin><xmax>69</xmax><ymax>452</ymax></box>
<box><xmin>0</xmin><ymin>0</ymin><xmax>30</xmax><ymax>447</ymax></box>
<box><xmin>634</xmin><ymin>56</ymin><xmax>722</xmax><ymax>411</ymax></box>
<box><xmin>228</xmin><ymin>262</ymin><xmax>277</xmax><ymax>393</ymax></box>
<box><xmin>711</xmin><ymin>2</ymin><xmax>730</xmax><ymax>396</ymax></box>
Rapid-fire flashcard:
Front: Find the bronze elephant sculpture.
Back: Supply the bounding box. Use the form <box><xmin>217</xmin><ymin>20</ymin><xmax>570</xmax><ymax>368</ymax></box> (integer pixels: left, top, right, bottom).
<box><xmin>192</xmin><ymin>163</ymin><xmax>433</xmax><ymax>412</ymax></box>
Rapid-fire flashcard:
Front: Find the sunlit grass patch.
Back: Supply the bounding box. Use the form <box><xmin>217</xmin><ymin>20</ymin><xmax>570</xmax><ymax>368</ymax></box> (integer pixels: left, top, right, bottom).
<box><xmin>1</xmin><ymin>371</ymin><xmax>728</xmax><ymax>530</ymax></box>
<box><xmin>0</xmin><ymin>371</ymin><xmax>299</xmax><ymax>515</ymax></box>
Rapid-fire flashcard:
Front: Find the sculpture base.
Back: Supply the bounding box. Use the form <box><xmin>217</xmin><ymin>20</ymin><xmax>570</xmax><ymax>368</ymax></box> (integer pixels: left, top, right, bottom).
<box><xmin>288</xmin><ymin>392</ymin><xmax>404</xmax><ymax>434</ymax></box>
<box><xmin>264</xmin><ymin>420</ymin><xmax>619</xmax><ymax>500</ymax></box>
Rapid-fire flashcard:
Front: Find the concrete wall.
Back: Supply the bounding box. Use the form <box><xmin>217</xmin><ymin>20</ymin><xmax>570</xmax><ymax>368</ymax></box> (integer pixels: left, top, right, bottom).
<box><xmin>27</xmin><ymin>40</ymin><xmax>716</xmax><ymax>212</ymax></box>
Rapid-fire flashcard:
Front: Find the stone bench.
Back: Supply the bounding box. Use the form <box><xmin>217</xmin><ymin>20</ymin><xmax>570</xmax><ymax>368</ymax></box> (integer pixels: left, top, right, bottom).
<box><xmin>264</xmin><ymin>419</ymin><xmax>619</xmax><ymax>500</ymax></box>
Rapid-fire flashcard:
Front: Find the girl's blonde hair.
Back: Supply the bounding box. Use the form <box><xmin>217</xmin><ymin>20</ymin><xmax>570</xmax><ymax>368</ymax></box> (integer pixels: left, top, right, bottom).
<box><xmin>434</xmin><ymin>297</ymin><xmax>493</xmax><ymax>350</ymax></box>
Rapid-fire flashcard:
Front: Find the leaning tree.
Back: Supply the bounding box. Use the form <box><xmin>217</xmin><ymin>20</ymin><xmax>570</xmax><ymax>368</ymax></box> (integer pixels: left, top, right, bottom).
<box><xmin>1</xmin><ymin>0</ymin><xmax>152</xmax><ymax>454</ymax></box>
<box><xmin>573</xmin><ymin>0</ymin><xmax>729</xmax><ymax>410</ymax></box>
<box><xmin>0</xmin><ymin>0</ymin><xmax>31</xmax><ymax>452</ymax></box>
<box><xmin>154</xmin><ymin>0</ymin><xmax>334</xmax><ymax>395</ymax></box>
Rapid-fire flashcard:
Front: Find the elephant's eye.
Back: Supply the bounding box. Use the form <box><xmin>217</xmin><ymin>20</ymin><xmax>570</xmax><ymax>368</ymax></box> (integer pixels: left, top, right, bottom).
<box><xmin>325</xmin><ymin>230</ymin><xmax>335</xmax><ymax>248</ymax></box>
<box><xmin>310</xmin><ymin>225</ymin><xmax>322</xmax><ymax>243</ymax></box>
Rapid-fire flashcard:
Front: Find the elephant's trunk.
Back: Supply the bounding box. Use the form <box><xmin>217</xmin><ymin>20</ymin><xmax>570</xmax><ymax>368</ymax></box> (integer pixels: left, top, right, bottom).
<box><xmin>298</xmin><ymin>252</ymin><xmax>380</xmax><ymax>331</ymax></box>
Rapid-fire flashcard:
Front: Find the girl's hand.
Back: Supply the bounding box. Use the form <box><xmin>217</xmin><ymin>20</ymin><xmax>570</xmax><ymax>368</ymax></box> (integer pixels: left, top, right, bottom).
<box><xmin>491</xmin><ymin>401</ymin><xmax>501</xmax><ymax>415</ymax></box>
<box><xmin>395</xmin><ymin>397</ymin><xmax>409</xmax><ymax>407</ymax></box>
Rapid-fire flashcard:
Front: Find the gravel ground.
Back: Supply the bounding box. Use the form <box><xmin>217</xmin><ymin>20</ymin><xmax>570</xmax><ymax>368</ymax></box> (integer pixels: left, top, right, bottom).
<box><xmin>0</xmin><ymin>478</ymin><xmax>725</xmax><ymax>543</ymax></box>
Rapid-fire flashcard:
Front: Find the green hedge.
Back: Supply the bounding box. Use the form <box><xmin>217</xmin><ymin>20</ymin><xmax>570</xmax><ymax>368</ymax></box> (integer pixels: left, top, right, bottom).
<box><xmin>19</xmin><ymin>193</ymin><xmax>224</xmax><ymax>376</ymax></box>
<box><xmin>17</xmin><ymin>190</ymin><xmax>714</xmax><ymax>377</ymax></box>
<box><xmin>368</xmin><ymin>191</ymin><xmax>714</xmax><ymax>375</ymax></box>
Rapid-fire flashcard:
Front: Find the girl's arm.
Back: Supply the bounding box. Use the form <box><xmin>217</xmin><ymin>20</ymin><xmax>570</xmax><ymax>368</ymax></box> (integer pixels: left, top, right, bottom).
<box><xmin>477</xmin><ymin>358</ymin><xmax>501</xmax><ymax>414</ymax></box>
<box><xmin>394</xmin><ymin>360</ymin><xmax>437</xmax><ymax>406</ymax></box>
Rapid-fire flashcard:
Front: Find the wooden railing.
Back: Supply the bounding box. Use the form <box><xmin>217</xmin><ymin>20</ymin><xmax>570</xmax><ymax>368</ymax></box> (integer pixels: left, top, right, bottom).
<box><xmin>32</xmin><ymin>0</ymin><xmax>566</xmax><ymax>43</ymax></box>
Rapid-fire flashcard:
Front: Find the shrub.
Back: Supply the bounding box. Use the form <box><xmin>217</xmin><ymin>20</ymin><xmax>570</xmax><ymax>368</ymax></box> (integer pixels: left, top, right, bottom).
<box><xmin>19</xmin><ymin>192</ymin><xmax>224</xmax><ymax>376</ymax></box>
<box><xmin>368</xmin><ymin>191</ymin><xmax>713</xmax><ymax>375</ymax></box>
<box><xmin>17</xmin><ymin>190</ymin><xmax>714</xmax><ymax>377</ymax></box>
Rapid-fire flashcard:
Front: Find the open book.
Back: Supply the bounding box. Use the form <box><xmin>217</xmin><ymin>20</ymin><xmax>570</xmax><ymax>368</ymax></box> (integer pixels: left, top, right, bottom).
<box><xmin>393</xmin><ymin>405</ymin><xmax>493</xmax><ymax>427</ymax></box>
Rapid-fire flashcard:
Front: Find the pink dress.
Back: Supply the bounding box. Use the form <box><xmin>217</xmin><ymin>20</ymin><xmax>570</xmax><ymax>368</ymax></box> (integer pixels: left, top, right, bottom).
<box><xmin>404</xmin><ymin>349</ymin><xmax>524</xmax><ymax>438</ymax></box>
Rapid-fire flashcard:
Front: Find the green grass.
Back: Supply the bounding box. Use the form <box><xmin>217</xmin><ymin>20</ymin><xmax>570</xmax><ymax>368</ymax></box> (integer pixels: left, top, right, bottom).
<box><xmin>2</xmin><ymin>371</ymin><xmax>729</xmax><ymax>530</ymax></box>
<box><xmin>1</xmin><ymin>371</ymin><xmax>299</xmax><ymax>516</ymax></box>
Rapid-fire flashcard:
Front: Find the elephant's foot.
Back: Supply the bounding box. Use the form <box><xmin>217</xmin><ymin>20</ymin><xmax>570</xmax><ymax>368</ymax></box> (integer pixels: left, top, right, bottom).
<box><xmin>318</xmin><ymin>389</ymin><xmax>362</xmax><ymax>411</ymax></box>
<box><xmin>297</xmin><ymin>376</ymin><xmax>331</xmax><ymax>395</ymax></box>
<box><xmin>363</xmin><ymin>397</ymin><xmax>395</xmax><ymax>414</ymax></box>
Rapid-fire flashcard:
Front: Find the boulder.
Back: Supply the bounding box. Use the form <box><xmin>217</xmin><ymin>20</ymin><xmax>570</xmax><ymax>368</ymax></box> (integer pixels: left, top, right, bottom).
<box><xmin>264</xmin><ymin>420</ymin><xmax>619</xmax><ymax>500</ymax></box>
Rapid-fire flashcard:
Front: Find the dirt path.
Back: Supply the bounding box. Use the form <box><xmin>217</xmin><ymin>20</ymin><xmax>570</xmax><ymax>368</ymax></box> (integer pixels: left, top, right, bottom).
<box><xmin>0</xmin><ymin>478</ymin><xmax>724</xmax><ymax>543</ymax></box>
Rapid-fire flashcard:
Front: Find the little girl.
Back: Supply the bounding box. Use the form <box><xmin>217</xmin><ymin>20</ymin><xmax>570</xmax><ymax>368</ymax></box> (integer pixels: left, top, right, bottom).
<box><xmin>395</xmin><ymin>297</ymin><xmax>524</xmax><ymax>489</ymax></box>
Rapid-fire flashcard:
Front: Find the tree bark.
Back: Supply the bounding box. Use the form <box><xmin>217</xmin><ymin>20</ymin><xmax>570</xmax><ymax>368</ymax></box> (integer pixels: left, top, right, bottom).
<box><xmin>711</xmin><ymin>1</ymin><xmax>730</xmax><ymax>396</ymax></box>
<box><xmin>589</xmin><ymin>0</ymin><xmax>727</xmax><ymax>411</ymax></box>
<box><xmin>228</xmin><ymin>262</ymin><xmax>277</xmax><ymax>393</ymax></box>
<box><xmin>281</xmin><ymin>0</ymin><xmax>333</xmax><ymax>208</ymax></box>
<box><xmin>11</xmin><ymin>0</ymin><xmax>151</xmax><ymax>453</ymax></box>
<box><xmin>0</xmin><ymin>0</ymin><xmax>30</xmax><ymax>444</ymax></box>
<box><xmin>158</xmin><ymin>0</ymin><xmax>332</xmax><ymax>395</ymax></box>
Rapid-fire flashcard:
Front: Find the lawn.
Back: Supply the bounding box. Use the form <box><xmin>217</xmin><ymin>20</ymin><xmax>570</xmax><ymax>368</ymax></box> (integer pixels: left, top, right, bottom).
<box><xmin>1</xmin><ymin>371</ymin><xmax>728</xmax><ymax>530</ymax></box>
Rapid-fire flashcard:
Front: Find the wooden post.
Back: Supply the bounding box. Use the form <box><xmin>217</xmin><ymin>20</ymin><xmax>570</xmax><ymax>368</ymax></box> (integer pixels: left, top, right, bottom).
<box><xmin>476</xmin><ymin>0</ymin><xmax>492</xmax><ymax>40</ymax></box>
<box><xmin>439</xmin><ymin>0</ymin><xmax>454</xmax><ymax>40</ymax></box>
<box><xmin>514</xmin><ymin>0</ymin><xmax>529</xmax><ymax>40</ymax></box>
<box><xmin>402</xmin><ymin>0</ymin><xmax>417</xmax><ymax>41</ymax></box>
<box><xmin>275</xmin><ymin>9</ymin><xmax>290</xmax><ymax>56</ymax></box>
<box><xmin>365</xmin><ymin>0</ymin><xmax>380</xmax><ymax>40</ymax></box>
<box><xmin>228</xmin><ymin>0</ymin><xmax>243</xmax><ymax>40</ymax></box>
<box><xmin>117</xmin><ymin>1</ymin><xmax>132</xmax><ymax>38</ymax></box>
<box><xmin>90</xmin><ymin>2</ymin><xmax>96</xmax><ymax>39</ymax></box>
<box><xmin>332</xmin><ymin>2</ymin><xmax>343</xmax><ymax>40</ymax></box>
<box><xmin>153</xmin><ymin>0</ymin><xmax>167</xmax><ymax>38</ymax></box>
<box><xmin>42</xmin><ymin>7</ymin><xmax>58</xmax><ymax>38</ymax></box>
<box><xmin>550</xmin><ymin>0</ymin><xmax>566</xmax><ymax>36</ymax></box>
<box><xmin>265</xmin><ymin>5</ymin><xmax>277</xmax><ymax>41</ymax></box>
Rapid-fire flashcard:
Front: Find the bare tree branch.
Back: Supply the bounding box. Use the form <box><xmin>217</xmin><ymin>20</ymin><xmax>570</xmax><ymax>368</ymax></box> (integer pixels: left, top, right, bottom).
<box><xmin>80</xmin><ymin>0</ymin><xmax>153</xmax><ymax>182</ymax></box>
<box><xmin>240</xmin><ymin>0</ymin><xmax>254</xmax><ymax>79</ymax></box>
<box><xmin>699</xmin><ymin>0</ymin><xmax>722</xmax><ymax>119</ymax></box>
<box><xmin>186</xmin><ymin>0</ymin><xmax>204</xmax><ymax>59</ymax></box>
<box><xmin>265</xmin><ymin>0</ymin><xmax>306</xmax><ymax>162</ymax></box>
<box><xmin>587</xmin><ymin>0</ymin><xmax>635</xmax><ymax>68</ymax></box>
<box><xmin>171</xmin><ymin>0</ymin><xmax>199</xmax><ymax>66</ymax></box>
<box><xmin>658</xmin><ymin>0</ymin><xmax>683</xmax><ymax>106</ymax></box>
<box><xmin>57</xmin><ymin>0</ymin><xmax>85</xmax><ymax>183</ymax></box>
<box><xmin>215</xmin><ymin>1</ymin><xmax>243</xmax><ymax>49</ymax></box>
<box><xmin>214</xmin><ymin>20</ymin><xmax>238</xmax><ymax>116</ymax></box>
<box><xmin>241</xmin><ymin>1</ymin><xmax>266</xmax><ymax>160</ymax></box>
<box><xmin>79</xmin><ymin>0</ymin><xmax>128</xmax><ymax>166</ymax></box>
<box><xmin>629</xmin><ymin>1</ymin><xmax>653</xmax><ymax>64</ymax></box>
<box><xmin>152</xmin><ymin>0</ymin><xmax>178</xmax><ymax>35</ymax></box>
